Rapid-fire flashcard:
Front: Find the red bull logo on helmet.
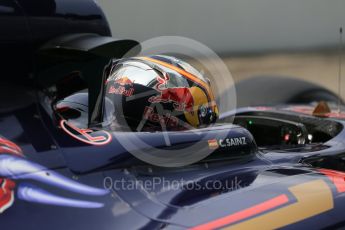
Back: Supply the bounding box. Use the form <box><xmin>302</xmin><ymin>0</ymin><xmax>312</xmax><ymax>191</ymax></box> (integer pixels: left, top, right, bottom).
<box><xmin>108</xmin><ymin>76</ymin><xmax>134</xmax><ymax>97</ymax></box>
<box><xmin>143</xmin><ymin>106</ymin><xmax>179</xmax><ymax>127</ymax></box>
<box><xmin>148</xmin><ymin>74</ymin><xmax>194</xmax><ymax>112</ymax></box>
<box><xmin>149</xmin><ymin>87</ymin><xmax>194</xmax><ymax>112</ymax></box>
<box><xmin>114</xmin><ymin>77</ymin><xmax>133</xmax><ymax>86</ymax></box>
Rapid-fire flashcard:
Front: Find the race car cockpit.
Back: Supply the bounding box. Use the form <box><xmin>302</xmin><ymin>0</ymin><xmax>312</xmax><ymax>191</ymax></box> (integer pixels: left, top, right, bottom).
<box><xmin>55</xmin><ymin>55</ymin><xmax>219</xmax><ymax>131</ymax></box>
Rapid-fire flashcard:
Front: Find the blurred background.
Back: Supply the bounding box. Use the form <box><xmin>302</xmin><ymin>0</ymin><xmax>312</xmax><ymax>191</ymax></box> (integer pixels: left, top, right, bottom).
<box><xmin>98</xmin><ymin>0</ymin><xmax>345</xmax><ymax>99</ymax></box>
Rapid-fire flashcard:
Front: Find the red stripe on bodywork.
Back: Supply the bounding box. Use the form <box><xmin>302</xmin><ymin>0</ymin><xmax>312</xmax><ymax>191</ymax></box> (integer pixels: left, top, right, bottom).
<box><xmin>319</xmin><ymin>169</ymin><xmax>345</xmax><ymax>193</ymax></box>
<box><xmin>0</xmin><ymin>179</ymin><xmax>15</xmax><ymax>213</ymax></box>
<box><xmin>190</xmin><ymin>194</ymin><xmax>289</xmax><ymax>230</ymax></box>
<box><xmin>0</xmin><ymin>137</ymin><xmax>23</xmax><ymax>156</ymax></box>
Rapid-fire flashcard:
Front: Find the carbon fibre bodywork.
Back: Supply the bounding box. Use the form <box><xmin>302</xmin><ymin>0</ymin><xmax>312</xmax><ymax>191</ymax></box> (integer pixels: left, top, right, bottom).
<box><xmin>2</xmin><ymin>85</ymin><xmax>345</xmax><ymax>229</ymax></box>
<box><xmin>2</xmin><ymin>0</ymin><xmax>345</xmax><ymax>229</ymax></box>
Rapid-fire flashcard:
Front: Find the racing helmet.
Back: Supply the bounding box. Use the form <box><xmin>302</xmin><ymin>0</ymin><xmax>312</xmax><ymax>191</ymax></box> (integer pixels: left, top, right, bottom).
<box><xmin>103</xmin><ymin>55</ymin><xmax>219</xmax><ymax>131</ymax></box>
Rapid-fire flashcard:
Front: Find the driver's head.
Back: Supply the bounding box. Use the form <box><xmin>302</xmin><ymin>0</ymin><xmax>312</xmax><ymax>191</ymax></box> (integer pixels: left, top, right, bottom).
<box><xmin>103</xmin><ymin>55</ymin><xmax>219</xmax><ymax>131</ymax></box>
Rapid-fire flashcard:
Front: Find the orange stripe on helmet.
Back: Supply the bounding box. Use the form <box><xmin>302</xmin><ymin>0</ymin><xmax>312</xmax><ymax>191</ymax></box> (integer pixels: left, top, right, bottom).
<box><xmin>140</xmin><ymin>57</ymin><xmax>216</xmax><ymax>103</ymax></box>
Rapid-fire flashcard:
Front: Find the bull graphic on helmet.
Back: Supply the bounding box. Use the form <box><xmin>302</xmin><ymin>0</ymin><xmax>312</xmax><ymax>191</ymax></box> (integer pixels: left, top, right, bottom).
<box><xmin>148</xmin><ymin>73</ymin><xmax>195</xmax><ymax>113</ymax></box>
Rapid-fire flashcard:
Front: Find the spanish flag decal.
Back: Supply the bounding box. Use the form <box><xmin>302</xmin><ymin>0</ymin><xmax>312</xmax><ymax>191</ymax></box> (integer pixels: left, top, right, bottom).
<box><xmin>208</xmin><ymin>139</ymin><xmax>219</xmax><ymax>149</ymax></box>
